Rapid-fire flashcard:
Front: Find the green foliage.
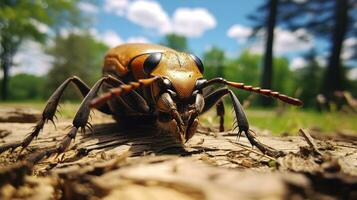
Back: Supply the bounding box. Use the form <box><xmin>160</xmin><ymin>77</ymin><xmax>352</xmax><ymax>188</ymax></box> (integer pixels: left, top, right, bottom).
<box><xmin>293</xmin><ymin>51</ymin><xmax>323</xmax><ymax>107</ymax></box>
<box><xmin>0</xmin><ymin>0</ymin><xmax>83</xmax><ymax>39</ymax></box>
<box><xmin>204</xmin><ymin>49</ymin><xmax>298</xmax><ymax>106</ymax></box>
<box><xmin>229</xmin><ymin>50</ymin><xmax>261</xmax><ymax>85</ymax></box>
<box><xmin>272</xmin><ymin>57</ymin><xmax>294</xmax><ymax>95</ymax></box>
<box><xmin>203</xmin><ymin>46</ymin><xmax>225</xmax><ymax>79</ymax></box>
<box><xmin>224</xmin><ymin>50</ymin><xmax>261</xmax><ymax>101</ymax></box>
<box><xmin>0</xmin><ymin>0</ymin><xmax>84</xmax><ymax>100</ymax></box>
<box><xmin>45</xmin><ymin>33</ymin><xmax>108</xmax><ymax>100</ymax></box>
<box><xmin>161</xmin><ymin>34</ymin><xmax>188</xmax><ymax>52</ymax></box>
<box><xmin>350</xmin><ymin>79</ymin><xmax>357</xmax><ymax>97</ymax></box>
<box><xmin>7</xmin><ymin>73</ymin><xmax>46</xmax><ymax>100</ymax></box>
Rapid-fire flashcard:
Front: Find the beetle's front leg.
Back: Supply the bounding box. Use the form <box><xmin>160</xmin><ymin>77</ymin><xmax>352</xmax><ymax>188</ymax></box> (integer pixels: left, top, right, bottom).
<box><xmin>216</xmin><ymin>100</ymin><xmax>225</xmax><ymax>132</ymax></box>
<box><xmin>228</xmin><ymin>90</ymin><xmax>285</xmax><ymax>157</ymax></box>
<box><xmin>185</xmin><ymin>93</ymin><xmax>204</xmax><ymax>141</ymax></box>
<box><xmin>19</xmin><ymin>76</ymin><xmax>120</xmax><ymax>164</ymax></box>
<box><xmin>202</xmin><ymin>88</ymin><xmax>285</xmax><ymax>157</ymax></box>
<box><xmin>156</xmin><ymin>93</ymin><xmax>185</xmax><ymax>141</ymax></box>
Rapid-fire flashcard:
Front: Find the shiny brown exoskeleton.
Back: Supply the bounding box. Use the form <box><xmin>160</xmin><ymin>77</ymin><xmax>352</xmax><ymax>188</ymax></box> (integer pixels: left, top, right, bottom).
<box><xmin>0</xmin><ymin>43</ymin><xmax>302</xmax><ymax>163</ymax></box>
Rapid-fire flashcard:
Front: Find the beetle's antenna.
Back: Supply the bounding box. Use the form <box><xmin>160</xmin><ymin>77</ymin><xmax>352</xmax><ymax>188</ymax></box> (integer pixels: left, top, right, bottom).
<box><xmin>199</xmin><ymin>78</ymin><xmax>303</xmax><ymax>106</ymax></box>
<box><xmin>90</xmin><ymin>76</ymin><xmax>161</xmax><ymax>108</ymax></box>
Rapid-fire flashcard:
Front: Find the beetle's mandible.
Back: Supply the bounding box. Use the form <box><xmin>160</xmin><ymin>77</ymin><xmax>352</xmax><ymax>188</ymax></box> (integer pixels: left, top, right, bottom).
<box><xmin>0</xmin><ymin>43</ymin><xmax>302</xmax><ymax>163</ymax></box>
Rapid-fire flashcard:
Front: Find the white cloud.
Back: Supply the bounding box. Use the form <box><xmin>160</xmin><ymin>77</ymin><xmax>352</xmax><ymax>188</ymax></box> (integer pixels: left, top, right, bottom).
<box><xmin>293</xmin><ymin>0</ymin><xmax>307</xmax><ymax>3</ymax></box>
<box><xmin>59</xmin><ymin>27</ymin><xmax>86</xmax><ymax>38</ymax></box>
<box><xmin>275</xmin><ymin>28</ymin><xmax>313</xmax><ymax>54</ymax></box>
<box><xmin>243</xmin><ymin>28</ymin><xmax>314</xmax><ymax>55</ymax></box>
<box><xmin>9</xmin><ymin>29</ymin><xmax>151</xmax><ymax>76</ymax></box>
<box><xmin>11</xmin><ymin>41</ymin><xmax>53</xmax><ymax>76</ymax></box>
<box><xmin>342</xmin><ymin>37</ymin><xmax>357</xmax><ymax>61</ymax></box>
<box><xmin>171</xmin><ymin>8</ymin><xmax>216</xmax><ymax>37</ymax></box>
<box><xmin>348</xmin><ymin>67</ymin><xmax>357</xmax><ymax>80</ymax></box>
<box><xmin>105</xmin><ymin>0</ymin><xmax>216</xmax><ymax>37</ymax></box>
<box><xmin>94</xmin><ymin>30</ymin><xmax>124</xmax><ymax>47</ymax></box>
<box><xmin>127</xmin><ymin>36</ymin><xmax>150</xmax><ymax>43</ymax></box>
<box><xmin>290</xmin><ymin>57</ymin><xmax>307</xmax><ymax>70</ymax></box>
<box><xmin>60</xmin><ymin>27</ymin><xmax>150</xmax><ymax>48</ymax></box>
<box><xmin>127</xmin><ymin>0</ymin><xmax>171</xmax><ymax>34</ymax></box>
<box><xmin>316</xmin><ymin>55</ymin><xmax>327</xmax><ymax>67</ymax></box>
<box><xmin>91</xmin><ymin>29</ymin><xmax>149</xmax><ymax>47</ymax></box>
<box><xmin>227</xmin><ymin>24</ymin><xmax>252</xmax><ymax>43</ymax></box>
<box><xmin>78</xmin><ymin>2</ymin><xmax>99</xmax><ymax>14</ymax></box>
<box><xmin>104</xmin><ymin>0</ymin><xmax>129</xmax><ymax>16</ymax></box>
<box><xmin>29</xmin><ymin>19</ymin><xmax>50</xmax><ymax>34</ymax></box>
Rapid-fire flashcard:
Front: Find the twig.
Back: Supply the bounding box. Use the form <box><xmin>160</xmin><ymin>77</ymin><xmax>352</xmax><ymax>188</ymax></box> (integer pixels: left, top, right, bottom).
<box><xmin>227</xmin><ymin>139</ymin><xmax>276</xmax><ymax>161</ymax></box>
<box><xmin>298</xmin><ymin>129</ymin><xmax>322</xmax><ymax>156</ymax></box>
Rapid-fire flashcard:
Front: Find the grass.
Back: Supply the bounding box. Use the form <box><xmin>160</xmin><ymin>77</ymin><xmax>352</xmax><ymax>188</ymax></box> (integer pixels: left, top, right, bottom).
<box><xmin>1</xmin><ymin>101</ymin><xmax>356</xmax><ymax>135</ymax></box>
<box><xmin>199</xmin><ymin>106</ymin><xmax>357</xmax><ymax>135</ymax></box>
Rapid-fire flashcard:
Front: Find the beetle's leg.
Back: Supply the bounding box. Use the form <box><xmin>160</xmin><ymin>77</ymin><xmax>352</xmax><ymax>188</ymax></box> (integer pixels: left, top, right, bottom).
<box><xmin>198</xmin><ymin>78</ymin><xmax>303</xmax><ymax>106</ymax></box>
<box><xmin>156</xmin><ymin>93</ymin><xmax>184</xmax><ymax>138</ymax></box>
<box><xmin>0</xmin><ymin>76</ymin><xmax>114</xmax><ymax>154</ymax></box>
<box><xmin>201</xmin><ymin>88</ymin><xmax>284</xmax><ymax>157</ymax></box>
<box><xmin>19</xmin><ymin>76</ymin><xmax>120</xmax><ymax>164</ymax></box>
<box><xmin>185</xmin><ymin>118</ymin><xmax>199</xmax><ymax>142</ymax></box>
<box><xmin>105</xmin><ymin>79</ymin><xmax>150</xmax><ymax>114</ymax></box>
<box><xmin>201</xmin><ymin>88</ymin><xmax>229</xmax><ymax>113</ymax></box>
<box><xmin>184</xmin><ymin>93</ymin><xmax>204</xmax><ymax>141</ymax></box>
<box><xmin>216</xmin><ymin>100</ymin><xmax>225</xmax><ymax>132</ymax></box>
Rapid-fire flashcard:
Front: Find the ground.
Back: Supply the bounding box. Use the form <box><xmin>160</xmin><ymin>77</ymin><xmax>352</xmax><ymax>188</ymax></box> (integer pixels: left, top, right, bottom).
<box><xmin>0</xmin><ymin>105</ymin><xmax>356</xmax><ymax>199</ymax></box>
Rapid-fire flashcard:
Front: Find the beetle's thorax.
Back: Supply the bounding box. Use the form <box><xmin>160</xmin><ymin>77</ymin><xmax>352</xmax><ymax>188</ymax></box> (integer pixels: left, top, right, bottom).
<box><xmin>151</xmin><ymin>52</ymin><xmax>203</xmax><ymax>99</ymax></box>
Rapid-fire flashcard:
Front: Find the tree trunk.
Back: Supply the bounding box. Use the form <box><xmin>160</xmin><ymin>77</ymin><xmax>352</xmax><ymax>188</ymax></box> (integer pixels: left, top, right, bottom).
<box><xmin>260</xmin><ymin>0</ymin><xmax>278</xmax><ymax>106</ymax></box>
<box><xmin>1</xmin><ymin>62</ymin><xmax>9</xmax><ymax>101</ymax></box>
<box><xmin>322</xmin><ymin>0</ymin><xmax>348</xmax><ymax>100</ymax></box>
<box><xmin>0</xmin><ymin>35</ymin><xmax>18</xmax><ymax>101</ymax></box>
<box><xmin>0</xmin><ymin>45</ymin><xmax>10</xmax><ymax>101</ymax></box>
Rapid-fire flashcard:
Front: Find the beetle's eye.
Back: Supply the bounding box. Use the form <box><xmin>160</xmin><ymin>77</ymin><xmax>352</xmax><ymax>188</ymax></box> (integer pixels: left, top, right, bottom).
<box><xmin>144</xmin><ymin>53</ymin><xmax>162</xmax><ymax>75</ymax></box>
<box><xmin>190</xmin><ymin>54</ymin><xmax>204</xmax><ymax>74</ymax></box>
<box><xmin>195</xmin><ymin>78</ymin><xmax>207</xmax><ymax>89</ymax></box>
<box><xmin>162</xmin><ymin>78</ymin><xmax>172</xmax><ymax>88</ymax></box>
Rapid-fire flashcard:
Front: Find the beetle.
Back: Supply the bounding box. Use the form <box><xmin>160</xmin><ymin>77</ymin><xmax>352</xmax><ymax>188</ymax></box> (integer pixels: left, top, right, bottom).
<box><xmin>0</xmin><ymin>43</ymin><xmax>302</xmax><ymax>163</ymax></box>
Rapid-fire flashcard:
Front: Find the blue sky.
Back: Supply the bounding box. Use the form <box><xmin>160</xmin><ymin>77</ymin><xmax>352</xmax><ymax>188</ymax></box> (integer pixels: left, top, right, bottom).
<box><xmin>94</xmin><ymin>0</ymin><xmax>259</xmax><ymax>55</ymax></box>
<box><xmin>11</xmin><ymin>0</ymin><xmax>357</xmax><ymax>79</ymax></box>
<box><xmin>83</xmin><ymin>0</ymin><xmax>319</xmax><ymax>64</ymax></box>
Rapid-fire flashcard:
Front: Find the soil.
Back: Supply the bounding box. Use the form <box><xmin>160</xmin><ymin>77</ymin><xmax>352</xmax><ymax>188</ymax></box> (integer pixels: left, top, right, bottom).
<box><xmin>0</xmin><ymin>107</ymin><xmax>356</xmax><ymax>200</ymax></box>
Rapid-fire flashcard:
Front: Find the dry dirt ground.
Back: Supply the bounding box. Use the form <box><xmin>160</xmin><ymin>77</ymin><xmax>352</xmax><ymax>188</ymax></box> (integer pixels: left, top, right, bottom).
<box><xmin>0</xmin><ymin>107</ymin><xmax>356</xmax><ymax>200</ymax></box>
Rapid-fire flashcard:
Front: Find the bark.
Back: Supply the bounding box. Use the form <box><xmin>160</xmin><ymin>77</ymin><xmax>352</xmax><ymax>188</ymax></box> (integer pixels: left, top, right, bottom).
<box><xmin>0</xmin><ymin>109</ymin><xmax>356</xmax><ymax>199</ymax></box>
<box><xmin>0</xmin><ymin>107</ymin><xmax>41</xmax><ymax>123</ymax></box>
<box><xmin>322</xmin><ymin>0</ymin><xmax>349</xmax><ymax>99</ymax></box>
<box><xmin>260</xmin><ymin>0</ymin><xmax>278</xmax><ymax>106</ymax></box>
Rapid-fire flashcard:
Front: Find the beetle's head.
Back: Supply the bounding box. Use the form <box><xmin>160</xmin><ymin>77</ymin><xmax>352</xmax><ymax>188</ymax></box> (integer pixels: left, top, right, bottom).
<box><xmin>139</xmin><ymin>51</ymin><xmax>206</xmax><ymax>142</ymax></box>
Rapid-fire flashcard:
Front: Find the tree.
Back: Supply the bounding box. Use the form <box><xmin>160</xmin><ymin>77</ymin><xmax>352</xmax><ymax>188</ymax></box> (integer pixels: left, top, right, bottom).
<box><xmin>293</xmin><ymin>50</ymin><xmax>323</xmax><ymax>107</ymax></box>
<box><xmin>203</xmin><ymin>46</ymin><xmax>225</xmax><ymax>79</ymax></box>
<box><xmin>8</xmin><ymin>73</ymin><xmax>46</xmax><ymax>100</ymax></box>
<box><xmin>248</xmin><ymin>0</ymin><xmax>279</xmax><ymax>106</ymax></box>
<box><xmin>0</xmin><ymin>0</ymin><xmax>82</xmax><ymax>100</ymax></box>
<box><xmin>279</xmin><ymin>0</ymin><xmax>357</xmax><ymax>100</ymax></box>
<box><xmin>161</xmin><ymin>34</ymin><xmax>188</xmax><ymax>52</ymax></box>
<box><xmin>272</xmin><ymin>57</ymin><xmax>294</xmax><ymax>95</ymax></box>
<box><xmin>224</xmin><ymin>50</ymin><xmax>261</xmax><ymax>101</ymax></box>
<box><xmin>46</xmin><ymin>33</ymin><xmax>108</xmax><ymax>100</ymax></box>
